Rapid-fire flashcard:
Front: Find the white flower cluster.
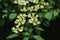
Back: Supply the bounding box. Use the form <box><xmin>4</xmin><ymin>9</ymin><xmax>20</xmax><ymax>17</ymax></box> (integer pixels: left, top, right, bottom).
<box><xmin>20</xmin><ymin>4</ymin><xmax>44</xmax><ymax>12</ymax></box>
<box><xmin>12</xmin><ymin>26</ymin><xmax>23</xmax><ymax>33</ymax></box>
<box><xmin>13</xmin><ymin>0</ymin><xmax>39</xmax><ymax>5</ymax></box>
<box><xmin>15</xmin><ymin>14</ymin><xmax>27</xmax><ymax>25</ymax></box>
<box><xmin>12</xmin><ymin>0</ymin><xmax>49</xmax><ymax>33</ymax></box>
<box><xmin>13</xmin><ymin>0</ymin><xmax>29</xmax><ymax>5</ymax></box>
<box><xmin>40</xmin><ymin>2</ymin><xmax>49</xmax><ymax>6</ymax></box>
<box><xmin>12</xmin><ymin>14</ymin><xmax>27</xmax><ymax>33</ymax></box>
<box><xmin>28</xmin><ymin>13</ymin><xmax>41</xmax><ymax>26</ymax></box>
<box><xmin>13</xmin><ymin>0</ymin><xmax>49</xmax><ymax>12</ymax></box>
<box><xmin>12</xmin><ymin>13</ymin><xmax>41</xmax><ymax>33</ymax></box>
<box><xmin>13</xmin><ymin>0</ymin><xmax>49</xmax><ymax>6</ymax></box>
<box><xmin>28</xmin><ymin>0</ymin><xmax>39</xmax><ymax>4</ymax></box>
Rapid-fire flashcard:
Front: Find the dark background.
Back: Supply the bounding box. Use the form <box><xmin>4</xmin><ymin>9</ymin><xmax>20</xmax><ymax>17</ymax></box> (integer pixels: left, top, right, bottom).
<box><xmin>42</xmin><ymin>15</ymin><xmax>60</xmax><ymax>40</ymax></box>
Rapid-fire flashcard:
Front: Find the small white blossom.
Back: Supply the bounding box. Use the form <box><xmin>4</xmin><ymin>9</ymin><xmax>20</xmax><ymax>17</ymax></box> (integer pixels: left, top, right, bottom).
<box><xmin>13</xmin><ymin>30</ymin><xmax>18</xmax><ymax>33</ymax></box>
<box><xmin>28</xmin><ymin>19</ymin><xmax>33</xmax><ymax>23</ymax></box>
<box><xmin>28</xmin><ymin>14</ymin><xmax>31</xmax><ymax>17</ymax></box>
<box><xmin>18</xmin><ymin>27</ymin><xmax>23</xmax><ymax>32</ymax></box>
<box><xmin>37</xmin><ymin>21</ymin><xmax>41</xmax><ymax>24</ymax></box>
<box><xmin>36</xmin><ymin>15</ymin><xmax>39</xmax><ymax>18</ymax></box>
<box><xmin>33</xmin><ymin>23</ymin><xmax>37</xmax><ymax>26</ymax></box>
<box><xmin>40</xmin><ymin>5</ymin><xmax>44</xmax><ymax>9</ymax></box>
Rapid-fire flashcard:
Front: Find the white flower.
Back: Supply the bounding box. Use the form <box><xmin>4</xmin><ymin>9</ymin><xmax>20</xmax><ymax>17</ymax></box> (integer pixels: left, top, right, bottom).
<box><xmin>11</xmin><ymin>27</ymin><xmax>18</xmax><ymax>33</ymax></box>
<box><xmin>17</xmin><ymin>15</ymin><xmax>20</xmax><ymax>18</ymax></box>
<box><xmin>23</xmin><ymin>14</ymin><xmax>27</xmax><ymax>17</ymax></box>
<box><xmin>13</xmin><ymin>1</ymin><xmax>17</xmax><ymax>4</ymax></box>
<box><xmin>28</xmin><ymin>7</ymin><xmax>31</xmax><ymax>10</ymax></box>
<box><xmin>36</xmin><ymin>15</ymin><xmax>39</xmax><ymax>18</ymax></box>
<box><xmin>18</xmin><ymin>27</ymin><xmax>23</xmax><ymax>32</ymax></box>
<box><xmin>33</xmin><ymin>22</ymin><xmax>37</xmax><ymax>26</ymax></box>
<box><xmin>35</xmin><ymin>9</ymin><xmax>38</xmax><ymax>11</ymax></box>
<box><xmin>13</xmin><ymin>30</ymin><xmax>18</xmax><ymax>33</ymax></box>
<box><xmin>22</xmin><ymin>20</ymin><xmax>26</xmax><ymax>24</ymax></box>
<box><xmin>21</xmin><ymin>16</ymin><xmax>25</xmax><ymax>19</ymax></box>
<box><xmin>16</xmin><ymin>19</ymin><xmax>19</xmax><ymax>22</ymax></box>
<box><xmin>19</xmin><ymin>18</ymin><xmax>22</xmax><ymax>21</ymax></box>
<box><xmin>31</xmin><ymin>6</ymin><xmax>34</xmax><ymax>9</ymax></box>
<box><xmin>19</xmin><ymin>14</ymin><xmax>23</xmax><ymax>16</ymax></box>
<box><xmin>28</xmin><ymin>14</ymin><xmax>31</xmax><ymax>17</ymax></box>
<box><xmin>21</xmin><ymin>6</ymin><xmax>27</xmax><ymax>11</ymax></box>
<box><xmin>12</xmin><ymin>27</ymin><xmax>15</xmax><ymax>30</ymax></box>
<box><xmin>16</xmin><ymin>23</ymin><xmax>21</xmax><ymax>28</ymax></box>
<box><xmin>31</xmin><ymin>18</ymin><xmax>34</xmax><ymax>21</ymax></box>
<box><xmin>32</xmin><ymin>13</ymin><xmax>35</xmax><ymax>16</ymax></box>
<box><xmin>14</xmin><ymin>19</ymin><xmax>19</xmax><ymax>24</ymax></box>
<box><xmin>37</xmin><ymin>21</ymin><xmax>41</xmax><ymax>24</ymax></box>
<box><xmin>14</xmin><ymin>21</ymin><xmax>18</xmax><ymax>24</ymax></box>
<box><xmin>28</xmin><ymin>19</ymin><xmax>33</xmax><ymax>23</ymax></box>
<box><xmin>40</xmin><ymin>5</ymin><xmax>44</xmax><ymax>9</ymax></box>
<box><xmin>45</xmin><ymin>2</ymin><xmax>49</xmax><ymax>5</ymax></box>
<box><xmin>34</xmin><ymin>18</ymin><xmax>38</xmax><ymax>21</ymax></box>
<box><xmin>36</xmin><ymin>5</ymin><xmax>40</xmax><ymax>9</ymax></box>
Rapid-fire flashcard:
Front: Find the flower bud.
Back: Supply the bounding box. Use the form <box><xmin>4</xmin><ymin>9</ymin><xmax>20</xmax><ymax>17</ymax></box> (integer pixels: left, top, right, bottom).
<box><xmin>36</xmin><ymin>15</ymin><xmax>39</xmax><ymax>18</ymax></box>
<box><xmin>33</xmin><ymin>22</ymin><xmax>37</xmax><ymax>26</ymax></box>
<box><xmin>40</xmin><ymin>5</ymin><xmax>44</xmax><ymax>9</ymax></box>
<box><xmin>28</xmin><ymin>14</ymin><xmax>31</xmax><ymax>17</ymax></box>
<box><xmin>37</xmin><ymin>21</ymin><xmax>41</xmax><ymax>24</ymax></box>
<box><xmin>13</xmin><ymin>1</ymin><xmax>17</xmax><ymax>4</ymax></box>
<box><xmin>28</xmin><ymin>19</ymin><xmax>33</xmax><ymax>23</ymax></box>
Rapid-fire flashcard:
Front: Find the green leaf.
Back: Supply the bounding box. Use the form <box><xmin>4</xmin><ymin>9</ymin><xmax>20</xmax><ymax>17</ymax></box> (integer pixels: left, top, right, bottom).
<box><xmin>35</xmin><ymin>27</ymin><xmax>44</xmax><ymax>31</ymax></box>
<box><xmin>2</xmin><ymin>14</ymin><xmax>7</xmax><ymax>19</ymax></box>
<box><xmin>53</xmin><ymin>11</ymin><xmax>59</xmax><ymax>17</ymax></box>
<box><xmin>23</xmin><ymin>32</ymin><xmax>30</xmax><ymax>36</ymax></box>
<box><xmin>9</xmin><ymin>13</ymin><xmax>17</xmax><ymax>20</ymax></box>
<box><xmin>33</xmin><ymin>35</ymin><xmax>44</xmax><ymax>40</ymax></box>
<box><xmin>23</xmin><ymin>37</ymin><xmax>29</xmax><ymax>40</ymax></box>
<box><xmin>45</xmin><ymin>5</ymin><xmax>53</xmax><ymax>9</ymax></box>
<box><xmin>2</xmin><ymin>9</ymin><xmax>8</xmax><ymax>13</ymax></box>
<box><xmin>29</xmin><ymin>28</ymin><xmax>33</xmax><ymax>33</ymax></box>
<box><xmin>24</xmin><ymin>27</ymin><xmax>28</xmax><ymax>31</ymax></box>
<box><xmin>38</xmin><ymin>13</ymin><xmax>44</xmax><ymax>18</ymax></box>
<box><xmin>45</xmin><ymin>12</ymin><xmax>53</xmax><ymax>21</ymax></box>
<box><xmin>48</xmin><ymin>0</ymin><xmax>55</xmax><ymax>5</ymax></box>
<box><xmin>6</xmin><ymin>34</ymin><xmax>18</xmax><ymax>39</ymax></box>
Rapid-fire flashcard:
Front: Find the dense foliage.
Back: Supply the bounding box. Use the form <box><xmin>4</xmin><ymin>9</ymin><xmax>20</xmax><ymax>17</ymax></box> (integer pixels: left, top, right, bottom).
<box><xmin>0</xmin><ymin>0</ymin><xmax>60</xmax><ymax>40</ymax></box>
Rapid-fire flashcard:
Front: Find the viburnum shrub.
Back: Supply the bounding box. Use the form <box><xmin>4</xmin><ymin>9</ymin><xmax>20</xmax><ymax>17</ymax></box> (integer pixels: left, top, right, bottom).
<box><xmin>0</xmin><ymin>0</ymin><xmax>60</xmax><ymax>40</ymax></box>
